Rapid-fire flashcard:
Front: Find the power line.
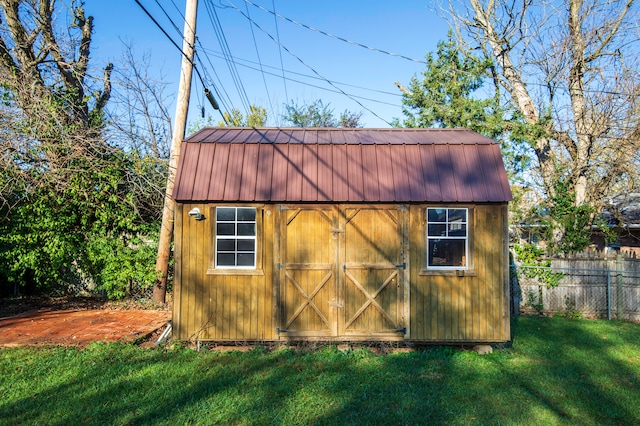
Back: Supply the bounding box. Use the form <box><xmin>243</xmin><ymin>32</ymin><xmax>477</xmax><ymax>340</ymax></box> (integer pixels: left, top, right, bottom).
<box><xmin>204</xmin><ymin>0</ymin><xmax>251</xmax><ymax>113</ymax></box>
<box><xmin>241</xmin><ymin>0</ymin><xmax>427</xmax><ymax>65</ymax></box>
<box><xmin>197</xmin><ymin>46</ymin><xmax>402</xmax><ymax>106</ymax></box>
<box><xmin>244</xmin><ymin>1</ymin><xmax>274</xmax><ymax>112</ymax></box>
<box><xmin>153</xmin><ymin>0</ymin><xmax>183</xmax><ymax>36</ymax></box>
<box><xmin>271</xmin><ymin>0</ymin><xmax>289</xmax><ymax>102</ymax></box>
<box><xmin>135</xmin><ymin>0</ymin><xmax>227</xmax><ymax>122</ymax></box>
<box><xmin>195</xmin><ymin>51</ymin><xmax>233</xmax><ymax>113</ymax></box>
<box><xmin>225</xmin><ymin>0</ymin><xmax>393</xmax><ymax>126</ymax></box>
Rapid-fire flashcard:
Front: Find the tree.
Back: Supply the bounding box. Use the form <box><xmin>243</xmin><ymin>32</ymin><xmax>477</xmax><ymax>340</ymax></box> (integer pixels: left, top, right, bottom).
<box><xmin>393</xmin><ymin>31</ymin><xmax>530</xmax><ymax>180</ymax></box>
<box><xmin>0</xmin><ymin>1</ymin><xmax>160</xmax><ymax>297</ymax></box>
<box><xmin>108</xmin><ymin>42</ymin><xmax>173</xmax><ymax>160</ymax></box>
<box><xmin>283</xmin><ymin>99</ymin><xmax>363</xmax><ymax>128</ymax></box>
<box><xmin>394</xmin><ymin>31</ymin><xmax>505</xmax><ymax>138</ymax></box>
<box><xmin>446</xmin><ymin>0</ymin><xmax>640</xmax><ymax>252</ymax></box>
<box><xmin>217</xmin><ymin>105</ymin><xmax>268</xmax><ymax>127</ymax></box>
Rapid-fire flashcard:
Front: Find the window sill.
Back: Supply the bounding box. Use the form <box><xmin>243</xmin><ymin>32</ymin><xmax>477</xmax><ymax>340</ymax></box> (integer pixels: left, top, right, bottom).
<box><xmin>207</xmin><ymin>268</ymin><xmax>265</xmax><ymax>276</ymax></box>
<box><xmin>419</xmin><ymin>269</ymin><xmax>477</xmax><ymax>277</ymax></box>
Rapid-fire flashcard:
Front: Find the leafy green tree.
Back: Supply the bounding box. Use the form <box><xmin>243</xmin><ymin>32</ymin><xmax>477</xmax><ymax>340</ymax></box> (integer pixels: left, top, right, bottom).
<box><xmin>394</xmin><ymin>31</ymin><xmax>504</xmax><ymax>138</ymax></box>
<box><xmin>394</xmin><ymin>31</ymin><xmax>530</xmax><ymax>181</ymax></box>
<box><xmin>283</xmin><ymin>99</ymin><xmax>363</xmax><ymax>128</ymax></box>
<box><xmin>0</xmin><ymin>1</ymin><xmax>161</xmax><ymax>298</ymax></box>
<box><xmin>218</xmin><ymin>105</ymin><xmax>268</xmax><ymax>127</ymax></box>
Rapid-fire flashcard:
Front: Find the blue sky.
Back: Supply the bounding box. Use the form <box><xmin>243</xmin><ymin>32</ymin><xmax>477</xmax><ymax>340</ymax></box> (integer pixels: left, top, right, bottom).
<box><xmin>89</xmin><ymin>0</ymin><xmax>450</xmax><ymax>128</ymax></box>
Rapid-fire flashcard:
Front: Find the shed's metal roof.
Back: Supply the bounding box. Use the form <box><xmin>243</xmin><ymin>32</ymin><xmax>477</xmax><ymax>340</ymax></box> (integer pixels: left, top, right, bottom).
<box><xmin>173</xmin><ymin>127</ymin><xmax>513</xmax><ymax>203</ymax></box>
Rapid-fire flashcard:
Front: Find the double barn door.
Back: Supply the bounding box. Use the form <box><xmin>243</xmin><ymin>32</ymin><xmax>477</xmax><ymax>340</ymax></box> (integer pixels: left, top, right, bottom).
<box><xmin>278</xmin><ymin>206</ymin><xmax>407</xmax><ymax>339</ymax></box>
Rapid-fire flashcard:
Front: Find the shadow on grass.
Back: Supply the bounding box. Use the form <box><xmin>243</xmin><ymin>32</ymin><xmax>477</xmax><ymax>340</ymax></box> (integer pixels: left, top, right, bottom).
<box><xmin>1</xmin><ymin>317</ymin><xmax>639</xmax><ymax>425</ymax></box>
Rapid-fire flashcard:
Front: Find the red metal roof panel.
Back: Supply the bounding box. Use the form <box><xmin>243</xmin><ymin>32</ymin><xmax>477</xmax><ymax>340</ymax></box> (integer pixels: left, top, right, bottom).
<box><xmin>301</xmin><ymin>144</ymin><xmax>319</xmax><ymax>201</ymax></box>
<box><xmin>376</xmin><ymin>144</ymin><xmax>395</xmax><ymax>201</ymax></box>
<box><xmin>173</xmin><ymin>128</ymin><xmax>513</xmax><ymax>203</ymax></box>
<box><xmin>316</xmin><ymin>144</ymin><xmax>333</xmax><ymax>201</ymax></box>
<box><xmin>207</xmin><ymin>143</ymin><xmax>229</xmax><ymax>200</ymax></box>
<box><xmin>255</xmin><ymin>143</ymin><xmax>274</xmax><ymax>201</ymax></box>
<box><xmin>223</xmin><ymin>144</ymin><xmax>244</xmax><ymax>200</ymax></box>
<box><xmin>332</xmin><ymin>143</ymin><xmax>350</xmax><ymax>201</ymax></box>
<box><xmin>191</xmin><ymin>143</ymin><xmax>215</xmax><ymax>200</ymax></box>
<box><xmin>417</xmin><ymin>144</ymin><xmax>443</xmax><ymax>201</ymax></box>
<box><xmin>239</xmin><ymin>143</ymin><xmax>259</xmax><ymax>200</ymax></box>
<box><xmin>271</xmin><ymin>143</ymin><xmax>289</xmax><ymax>200</ymax></box>
<box><xmin>390</xmin><ymin>144</ymin><xmax>411</xmax><ymax>201</ymax></box>
<box><xmin>361</xmin><ymin>144</ymin><xmax>380</xmax><ymax>201</ymax></box>
<box><xmin>346</xmin><ymin>144</ymin><xmax>365</xmax><ymax>201</ymax></box>
<box><xmin>286</xmin><ymin>143</ymin><xmax>304</xmax><ymax>201</ymax></box>
<box><xmin>173</xmin><ymin>143</ymin><xmax>200</xmax><ymax>200</ymax></box>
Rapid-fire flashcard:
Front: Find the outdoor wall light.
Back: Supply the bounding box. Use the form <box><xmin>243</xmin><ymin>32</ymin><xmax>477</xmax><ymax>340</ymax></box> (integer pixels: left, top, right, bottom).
<box><xmin>188</xmin><ymin>207</ymin><xmax>204</xmax><ymax>221</ymax></box>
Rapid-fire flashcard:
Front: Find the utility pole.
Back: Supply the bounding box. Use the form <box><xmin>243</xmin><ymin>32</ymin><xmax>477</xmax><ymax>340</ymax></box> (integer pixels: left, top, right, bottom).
<box><xmin>153</xmin><ymin>0</ymin><xmax>198</xmax><ymax>304</ymax></box>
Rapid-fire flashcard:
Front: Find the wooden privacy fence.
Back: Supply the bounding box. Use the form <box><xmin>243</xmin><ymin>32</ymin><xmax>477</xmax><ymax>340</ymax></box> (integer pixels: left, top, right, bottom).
<box><xmin>514</xmin><ymin>255</ymin><xmax>640</xmax><ymax>321</ymax></box>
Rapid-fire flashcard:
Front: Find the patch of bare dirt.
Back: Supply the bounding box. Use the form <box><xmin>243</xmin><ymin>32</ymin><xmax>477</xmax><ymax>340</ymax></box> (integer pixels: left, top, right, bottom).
<box><xmin>0</xmin><ymin>295</ymin><xmax>171</xmax><ymax>319</ymax></box>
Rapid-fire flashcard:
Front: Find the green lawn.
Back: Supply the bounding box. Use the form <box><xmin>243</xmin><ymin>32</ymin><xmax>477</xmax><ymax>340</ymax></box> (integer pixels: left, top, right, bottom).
<box><xmin>1</xmin><ymin>316</ymin><xmax>639</xmax><ymax>425</ymax></box>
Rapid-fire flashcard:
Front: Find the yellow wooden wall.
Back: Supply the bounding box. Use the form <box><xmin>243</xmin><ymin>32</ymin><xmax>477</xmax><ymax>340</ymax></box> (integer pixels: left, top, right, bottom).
<box><xmin>173</xmin><ymin>203</ymin><xmax>510</xmax><ymax>343</ymax></box>
<box><xmin>408</xmin><ymin>204</ymin><xmax>510</xmax><ymax>342</ymax></box>
<box><xmin>173</xmin><ymin>203</ymin><xmax>275</xmax><ymax>341</ymax></box>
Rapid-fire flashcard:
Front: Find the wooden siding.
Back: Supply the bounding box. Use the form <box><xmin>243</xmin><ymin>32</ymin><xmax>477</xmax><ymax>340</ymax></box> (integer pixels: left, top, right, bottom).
<box><xmin>409</xmin><ymin>204</ymin><xmax>510</xmax><ymax>342</ymax></box>
<box><xmin>173</xmin><ymin>203</ymin><xmax>276</xmax><ymax>341</ymax></box>
<box><xmin>174</xmin><ymin>202</ymin><xmax>510</xmax><ymax>343</ymax></box>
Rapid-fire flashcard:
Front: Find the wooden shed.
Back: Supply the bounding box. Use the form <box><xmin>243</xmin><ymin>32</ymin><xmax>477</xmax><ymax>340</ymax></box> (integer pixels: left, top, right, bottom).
<box><xmin>171</xmin><ymin>127</ymin><xmax>513</xmax><ymax>343</ymax></box>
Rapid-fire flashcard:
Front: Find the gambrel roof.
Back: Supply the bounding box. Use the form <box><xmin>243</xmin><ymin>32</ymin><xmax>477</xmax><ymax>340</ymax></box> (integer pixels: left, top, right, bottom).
<box><xmin>172</xmin><ymin>127</ymin><xmax>513</xmax><ymax>203</ymax></box>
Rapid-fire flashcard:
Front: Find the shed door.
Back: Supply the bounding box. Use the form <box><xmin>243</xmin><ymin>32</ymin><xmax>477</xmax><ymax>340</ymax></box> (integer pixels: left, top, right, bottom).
<box><xmin>279</xmin><ymin>207</ymin><xmax>338</xmax><ymax>337</ymax></box>
<box><xmin>278</xmin><ymin>206</ymin><xmax>405</xmax><ymax>339</ymax></box>
<box><xmin>341</xmin><ymin>207</ymin><xmax>405</xmax><ymax>337</ymax></box>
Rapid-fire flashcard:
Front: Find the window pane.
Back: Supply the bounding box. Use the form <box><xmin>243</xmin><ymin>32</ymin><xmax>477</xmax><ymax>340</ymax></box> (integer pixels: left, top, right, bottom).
<box><xmin>428</xmin><ymin>224</ymin><xmax>447</xmax><ymax>236</ymax></box>
<box><xmin>237</xmin><ymin>253</ymin><xmax>255</xmax><ymax>267</ymax></box>
<box><xmin>217</xmin><ymin>239</ymin><xmax>236</xmax><ymax>251</ymax></box>
<box><xmin>237</xmin><ymin>208</ymin><xmax>256</xmax><ymax>221</ymax></box>
<box><xmin>217</xmin><ymin>253</ymin><xmax>235</xmax><ymax>266</ymax></box>
<box><xmin>217</xmin><ymin>223</ymin><xmax>235</xmax><ymax>236</ymax></box>
<box><xmin>448</xmin><ymin>223</ymin><xmax>467</xmax><ymax>237</ymax></box>
<box><xmin>217</xmin><ymin>207</ymin><xmax>236</xmax><ymax>221</ymax></box>
<box><xmin>428</xmin><ymin>208</ymin><xmax>446</xmax><ymax>222</ymax></box>
<box><xmin>428</xmin><ymin>238</ymin><xmax>466</xmax><ymax>267</ymax></box>
<box><xmin>449</xmin><ymin>209</ymin><xmax>467</xmax><ymax>223</ymax></box>
<box><xmin>237</xmin><ymin>223</ymin><xmax>256</xmax><ymax>236</ymax></box>
<box><xmin>237</xmin><ymin>240</ymin><xmax>255</xmax><ymax>251</ymax></box>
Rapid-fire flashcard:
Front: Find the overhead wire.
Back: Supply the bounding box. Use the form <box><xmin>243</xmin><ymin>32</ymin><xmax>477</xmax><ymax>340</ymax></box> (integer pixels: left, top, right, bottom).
<box><xmin>271</xmin><ymin>0</ymin><xmax>289</xmax><ymax>102</ymax></box>
<box><xmin>204</xmin><ymin>0</ymin><xmax>251</xmax><ymax>113</ymax></box>
<box><xmin>225</xmin><ymin>0</ymin><xmax>393</xmax><ymax>126</ymax></box>
<box><xmin>197</xmin><ymin>45</ymin><xmax>402</xmax><ymax>105</ymax></box>
<box><xmin>135</xmin><ymin>0</ymin><xmax>228</xmax><ymax>123</ymax></box>
<box><xmin>154</xmin><ymin>0</ymin><xmax>183</xmax><ymax>35</ymax></box>
<box><xmin>164</xmin><ymin>0</ymin><xmax>234</xmax><ymax>117</ymax></box>
<box><xmin>245</xmin><ymin>1</ymin><xmax>274</xmax><ymax>112</ymax></box>
<box><xmin>195</xmin><ymin>50</ymin><xmax>233</xmax><ymax>113</ymax></box>
<box><xmin>241</xmin><ymin>0</ymin><xmax>427</xmax><ymax>65</ymax></box>
<box><xmin>138</xmin><ymin>1</ymin><xmax>639</xmax><ymax>129</ymax></box>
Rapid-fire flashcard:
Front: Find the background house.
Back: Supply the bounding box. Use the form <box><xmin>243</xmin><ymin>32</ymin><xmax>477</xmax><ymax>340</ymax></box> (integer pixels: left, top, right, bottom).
<box><xmin>171</xmin><ymin>127</ymin><xmax>513</xmax><ymax>343</ymax></box>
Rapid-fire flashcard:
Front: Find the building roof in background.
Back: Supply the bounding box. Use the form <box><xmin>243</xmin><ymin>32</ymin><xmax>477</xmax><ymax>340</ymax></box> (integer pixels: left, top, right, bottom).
<box><xmin>173</xmin><ymin>127</ymin><xmax>513</xmax><ymax>203</ymax></box>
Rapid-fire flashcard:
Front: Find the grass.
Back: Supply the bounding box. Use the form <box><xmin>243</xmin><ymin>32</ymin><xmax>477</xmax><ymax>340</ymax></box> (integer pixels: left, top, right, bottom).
<box><xmin>1</xmin><ymin>316</ymin><xmax>639</xmax><ymax>425</ymax></box>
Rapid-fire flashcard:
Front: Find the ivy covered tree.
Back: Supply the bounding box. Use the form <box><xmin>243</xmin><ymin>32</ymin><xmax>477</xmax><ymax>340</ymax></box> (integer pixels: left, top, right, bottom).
<box><xmin>0</xmin><ymin>1</ymin><xmax>160</xmax><ymax>298</ymax></box>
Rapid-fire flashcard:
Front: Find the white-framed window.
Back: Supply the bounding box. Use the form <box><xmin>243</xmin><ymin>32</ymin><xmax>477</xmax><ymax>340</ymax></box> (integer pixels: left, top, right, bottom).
<box><xmin>215</xmin><ymin>207</ymin><xmax>257</xmax><ymax>268</ymax></box>
<box><xmin>427</xmin><ymin>208</ymin><xmax>468</xmax><ymax>269</ymax></box>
